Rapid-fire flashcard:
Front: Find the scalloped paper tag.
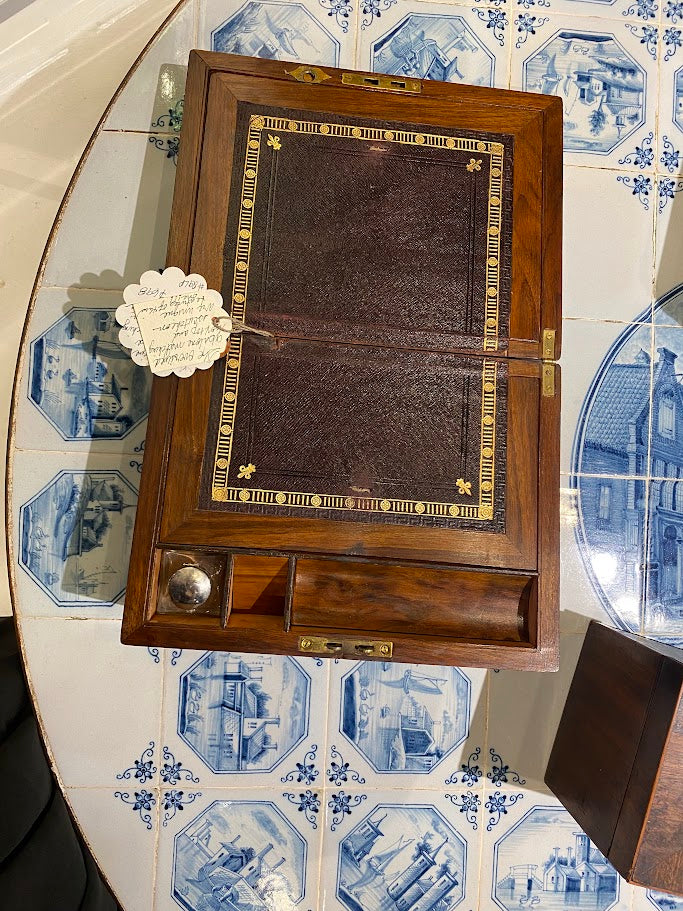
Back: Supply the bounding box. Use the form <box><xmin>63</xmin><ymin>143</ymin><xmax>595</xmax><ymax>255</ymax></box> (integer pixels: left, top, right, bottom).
<box><xmin>116</xmin><ymin>267</ymin><xmax>231</xmax><ymax>378</ymax></box>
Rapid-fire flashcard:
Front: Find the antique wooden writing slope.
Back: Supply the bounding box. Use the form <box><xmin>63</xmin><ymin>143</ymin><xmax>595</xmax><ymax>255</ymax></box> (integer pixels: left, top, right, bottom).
<box><xmin>121</xmin><ymin>52</ymin><xmax>562</xmax><ymax>670</ymax></box>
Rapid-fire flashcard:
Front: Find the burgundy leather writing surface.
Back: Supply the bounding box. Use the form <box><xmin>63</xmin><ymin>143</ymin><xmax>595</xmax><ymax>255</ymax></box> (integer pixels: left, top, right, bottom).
<box><xmin>201</xmin><ymin>335</ymin><xmax>507</xmax><ymax>530</ymax></box>
<box><xmin>200</xmin><ymin>100</ymin><xmax>512</xmax><ymax>530</ymax></box>
<box><xmin>222</xmin><ymin>102</ymin><xmax>513</xmax><ymax>353</ymax></box>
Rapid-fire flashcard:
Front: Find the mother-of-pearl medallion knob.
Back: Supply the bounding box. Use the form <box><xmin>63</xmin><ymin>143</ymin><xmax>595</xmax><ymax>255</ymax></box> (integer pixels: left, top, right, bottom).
<box><xmin>168</xmin><ymin>566</ymin><xmax>212</xmax><ymax>606</ymax></box>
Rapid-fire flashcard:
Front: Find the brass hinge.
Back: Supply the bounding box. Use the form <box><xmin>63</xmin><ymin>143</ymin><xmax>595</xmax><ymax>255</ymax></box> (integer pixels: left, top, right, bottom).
<box><xmin>342</xmin><ymin>72</ymin><xmax>421</xmax><ymax>94</ymax></box>
<box><xmin>298</xmin><ymin>636</ymin><xmax>393</xmax><ymax>659</ymax></box>
<box><xmin>541</xmin><ymin>329</ymin><xmax>557</xmax><ymax>396</ymax></box>
<box><xmin>286</xmin><ymin>65</ymin><xmax>331</xmax><ymax>84</ymax></box>
<box><xmin>542</xmin><ymin>328</ymin><xmax>556</xmax><ymax>360</ymax></box>
<box><xmin>542</xmin><ymin>363</ymin><xmax>555</xmax><ymax>397</ymax></box>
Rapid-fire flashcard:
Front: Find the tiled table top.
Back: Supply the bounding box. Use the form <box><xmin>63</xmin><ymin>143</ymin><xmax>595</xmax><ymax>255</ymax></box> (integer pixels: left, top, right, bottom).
<box><xmin>7</xmin><ymin>1</ymin><xmax>683</xmax><ymax>910</ymax></box>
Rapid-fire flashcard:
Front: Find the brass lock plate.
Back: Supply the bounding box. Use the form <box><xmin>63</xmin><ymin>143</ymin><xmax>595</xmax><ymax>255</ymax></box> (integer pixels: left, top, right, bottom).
<box><xmin>341</xmin><ymin>72</ymin><xmax>421</xmax><ymax>94</ymax></box>
<box><xmin>298</xmin><ymin>636</ymin><xmax>393</xmax><ymax>659</ymax></box>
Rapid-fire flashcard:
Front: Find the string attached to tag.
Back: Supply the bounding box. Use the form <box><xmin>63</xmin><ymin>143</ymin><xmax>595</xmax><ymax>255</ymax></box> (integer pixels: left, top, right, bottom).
<box><xmin>117</xmin><ymin>268</ymin><xmax>278</xmax><ymax>377</ymax></box>
<box><xmin>212</xmin><ymin>315</ymin><xmax>275</xmax><ymax>342</ymax></box>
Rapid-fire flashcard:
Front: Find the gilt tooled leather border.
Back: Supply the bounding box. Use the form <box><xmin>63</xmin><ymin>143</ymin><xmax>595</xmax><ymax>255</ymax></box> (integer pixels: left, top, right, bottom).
<box><xmin>207</xmin><ymin>109</ymin><xmax>509</xmax><ymax>527</ymax></box>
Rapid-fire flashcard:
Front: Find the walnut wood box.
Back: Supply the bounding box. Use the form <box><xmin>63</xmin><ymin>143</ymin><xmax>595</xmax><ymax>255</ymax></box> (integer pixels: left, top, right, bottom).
<box><xmin>546</xmin><ymin>621</ymin><xmax>683</xmax><ymax>893</ymax></box>
<box><xmin>121</xmin><ymin>52</ymin><xmax>562</xmax><ymax>670</ymax></box>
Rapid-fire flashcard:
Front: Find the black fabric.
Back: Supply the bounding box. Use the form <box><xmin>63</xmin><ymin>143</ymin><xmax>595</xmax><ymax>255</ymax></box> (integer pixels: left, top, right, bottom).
<box><xmin>0</xmin><ymin>618</ymin><xmax>122</xmax><ymax>911</ymax></box>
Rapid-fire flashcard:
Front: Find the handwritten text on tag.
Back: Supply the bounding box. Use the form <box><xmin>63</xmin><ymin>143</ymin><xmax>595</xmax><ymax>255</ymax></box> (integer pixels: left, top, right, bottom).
<box><xmin>116</xmin><ymin>267</ymin><xmax>231</xmax><ymax>378</ymax></box>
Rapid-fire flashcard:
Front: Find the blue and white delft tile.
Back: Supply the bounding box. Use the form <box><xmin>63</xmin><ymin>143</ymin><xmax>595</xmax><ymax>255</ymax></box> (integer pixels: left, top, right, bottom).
<box><xmin>18</xmin><ymin>618</ymin><xmax>162</xmax><ymax>786</ymax></box>
<box><xmin>656</xmin><ymin>42</ymin><xmax>683</xmax><ymax>179</ymax></box>
<box><xmin>658</xmin><ymin>12</ymin><xmax>683</xmax><ymax>164</ymax></box>
<box><xmin>154</xmin><ymin>789</ymin><xmax>322</xmax><ymax>911</ymax></box>
<box><xmin>561</xmin><ymin>480</ymin><xmax>645</xmax><ymax>635</ymax></box>
<box><xmin>647</xmin><ymin>320</ymin><xmax>683</xmax><ymax>478</ymax></box>
<box><xmin>11</xmin><ymin>450</ymin><xmax>140</xmax><ymax>618</ymax></box>
<box><xmin>103</xmin><ymin>1</ymin><xmax>196</xmax><ymax>134</ymax></box>
<box><xmin>655</xmin><ymin>186</ymin><xmax>683</xmax><ymax>296</ymax></box>
<box><xmin>563</xmin><ymin>166</ymin><xmax>655</xmax><ymax>321</ymax></box>
<box><xmin>42</xmin><ymin>131</ymin><xmax>177</xmax><ymax>292</ymax></box>
<box><xmin>511</xmin><ymin>17</ymin><xmax>658</xmax><ymax>171</ymax></box>
<box><xmin>198</xmin><ymin>0</ymin><xmax>356</xmax><ymax>69</ymax></box>
<box><xmin>487</xmin><ymin>634</ymin><xmax>589</xmax><ymax>788</ymax></box>
<box><xmin>562</xmin><ymin>315</ymin><xmax>653</xmax><ymax>476</ymax></box>
<box><xmin>356</xmin><ymin>2</ymin><xmax>510</xmax><ymax>90</ymax></box>
<box><xmin>635</xmin><ymin>887</ymin><xmax>683</xmax><ymax>910</ymax></box>
<box><xmin>320</xmin><ymin>788</ymin><xmax>481</xmax><ymax>911</ymax></box>
<box><xmin>13</xmin><ymin>287</ymin><xmax>150</xmax><ymax>455</ymax></box>
<box><xmin>480</xmin><ymin>799</ymin><xmax>634</xmax><ymax>911</ymax></box>
<box><xmin>161</xmin><ymin>648</ymin><xmax>329</xmax><ymax>788</ymax></box>
<box><xmin>654</xmin><ymin>281</ymin><xmax>683</xmax><ymax>326</ymax></box>
<box><xmin>326</xmin><ymin>658</ymin><xmax>487</xmax><ymax>790</ymax></box>
<box><xmin>643</xmin><ymin>477</ymin><xmax>683</xmax><ymax>642</ymax></box>
<box><xmin>639</xmin><ymin>323</ymin><xmax>683</xmax><ymax>641</ymax></box>
<box><xmin>67</xmin><ymin>787</ymin><xmax>157</xmax><ymax>911</ymax></box>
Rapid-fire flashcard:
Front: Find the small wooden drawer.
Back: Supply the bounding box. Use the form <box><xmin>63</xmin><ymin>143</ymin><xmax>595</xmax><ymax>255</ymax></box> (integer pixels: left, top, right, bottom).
<box><xmin>289</xmin><ymin>558</ymin><xmax>532</xmax><ymax>643</ymax></box>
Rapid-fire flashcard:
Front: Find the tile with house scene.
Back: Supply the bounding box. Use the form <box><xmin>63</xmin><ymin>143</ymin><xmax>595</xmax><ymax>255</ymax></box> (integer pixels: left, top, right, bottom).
<box><xmin>198</xmin><ymin>0</ymin><xmax>355</xmax><ymax>68</ymax></box>
<box><xmin>156</xmin><ymin>790</ymin><xmax>322</xmax><ymax>911</ymax></box>
<box><xmin>641</xmin><ymin>316</ymin><xmax>683</xmax><ymax>642</ymax></box>
<box><xmin>512</xmin><ymin>19</ymin><xmax>656</xmax><ymax>171</ymax></box>
<box><xmin>19</xmin><ymin>470</ymin><xmax>137</xmax><ymax>608</ymax></box>
<box><xmin>570</xmin><ymin>287</ymin><xmax>683</xmax><ymax>639</ymax></box>
<box><xmin>656</xmin><ymin>7</ymin><xmax>683</xmax><ymax>179</ymax></box>
<box><xmin>483</xmin><ymin>802</ymin><xmax>632</xmax><ymax>911</ymax></box>
<box><xmin>561</xmin><ymin>317</ymin><xmax>653</xmax><ymax>476</ymax></box>
<box><xmin>321</xmin><ymin>792</ymin><xmax>480</xmax><ymax>911</ymax></box>
<box><xmin>162</xmin><ymin>648</ymin><xmax>328</xmax><ymax>788</ymax></box>
<box><xmin>14</xmin><ymin>288</ymin><xmax>151</xmax><ymax>453</ymax></box>
<box><xmin>356</xmin><ymin>3</ymin><xmax>509</xmax><ymax>90</ymax></box>
<box><xmin>570</xmin><ymin>312</ymin><xmax>655</xmax><ymax>632</ymax></box>
<box><xmin>326</xmin><ymin>658</ymin><xmax>487</xmax><ymax>788</ymax></box>
<box><xmin>11</xmin><ymin>450</ymin><xmax>140</xmax><ymax>617</ymax></box>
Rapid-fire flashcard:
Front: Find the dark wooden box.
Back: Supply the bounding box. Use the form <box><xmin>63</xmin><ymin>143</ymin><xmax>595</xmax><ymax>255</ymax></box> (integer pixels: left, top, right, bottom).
<box><xmin>546</xmin><ymin>621</ymin><xmax>683</xmax><ymax>894</ymax></box>
<box><xmin>121</xmin><ymin>52</ymin><xmax>562</xmax><ymax>670</ymax></box>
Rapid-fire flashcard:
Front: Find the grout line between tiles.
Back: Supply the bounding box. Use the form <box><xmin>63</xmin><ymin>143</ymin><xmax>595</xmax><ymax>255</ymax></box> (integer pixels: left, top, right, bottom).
<box><xmin>474</xmin><ymin>671</ymin><xmax>492</xmax><ymax>911</ymax></box>
<box><xmin>12</xmin><ymin>444</ymin><xmax>145</xmax><ymax>458</ymax></box>
<box><xmin>102</xmin><ymin>127</ymin><xmax>181</xmax><ymax>136</ymax></box>
<box><xmin>150</xmin><ymin>650</ymin><xmax>169</xmax><ymax>910</ymax></box>
<box><xmin>312</xmin><ymin>659</ymin><xmax>332</xmax><ymax>911</ymax></box>
<box><xmin>562</xmin><ymin>316</ymin><xmax>656</xmax><ymax>325</ymax></box>
<box><xmin>32</xmin><ymin>284</ymin><xmax>125</xmax><ymax>294</ymax></box>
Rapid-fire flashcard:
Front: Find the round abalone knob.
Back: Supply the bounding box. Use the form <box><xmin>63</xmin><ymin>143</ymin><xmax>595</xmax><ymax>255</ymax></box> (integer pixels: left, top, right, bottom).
<box><xmin>168</xmin><ymin>565</ymin><xmax>212</xmax><ymax>606</ymax></box>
